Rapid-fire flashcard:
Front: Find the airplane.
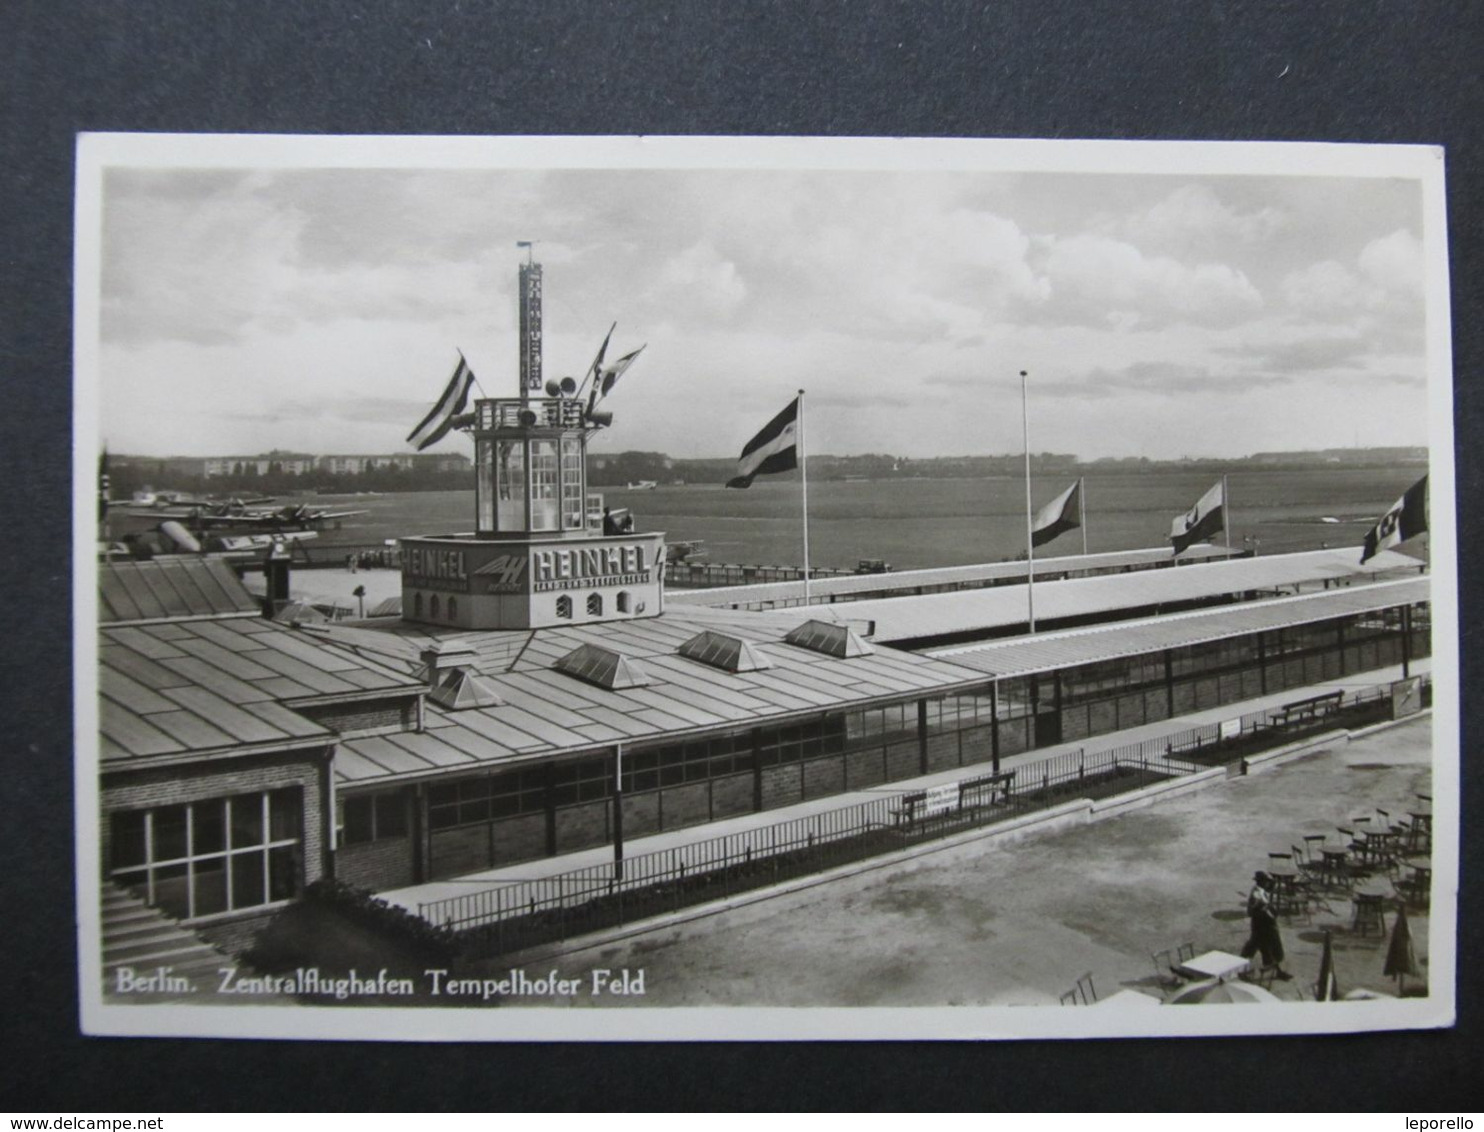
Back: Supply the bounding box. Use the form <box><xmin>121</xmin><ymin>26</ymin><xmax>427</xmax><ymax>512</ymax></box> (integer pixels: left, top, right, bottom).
<box><xmin>109</xmin><ymin>520</ymin><xmax>319</xmax><ymax>559</ymax></box>
<box><xmin>664</xmin><ymin>539</ymin><xmax>708</xmax><ymax>565</ymax></box>
<box><xmin>182</xmin><ymin>502</ymin><xmax>370</xmax><ymax>531</ymax></box>
<box><xmin>626</xmin><ymin>480</ymin><xmax>659</xmax><ymax>491</ymax></box>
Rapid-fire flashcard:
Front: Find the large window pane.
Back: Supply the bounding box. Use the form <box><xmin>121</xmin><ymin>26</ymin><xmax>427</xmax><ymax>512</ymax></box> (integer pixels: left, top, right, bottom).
<box><xmin>231</xmin><ymin>852</ymin><xmax>265</xmax><ymax>910</ymax></box>
<box><xmin>230</xmin><ymin>795</ymin><xmax>263</xmax><ymax>848</ymax></box>
<box><xmin>192</xmin><ymin>857</ymin><xmax>229</xmax><ymax>917</ymax></box>
<box><xmin>111</xmin><ymin>811</ymin><xmax>147</xmax><ymax>870</ymax></box>
<box><xmin>154</xmin><ymin>862</ymin><xmax>190</xmax><ymax>920</ymax></box>
<box><xmin>153</xmin><ymin>805</ymin><xmax>188</xmax><ymax>862</ymax></box>
<box><xmin>192</xmin><ymin>800</ymin><xmax>226</xmax><ymax>855</ymax></box>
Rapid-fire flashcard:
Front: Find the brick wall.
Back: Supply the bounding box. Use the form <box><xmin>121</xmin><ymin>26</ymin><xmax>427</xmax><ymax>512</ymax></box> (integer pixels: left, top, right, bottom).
<box><xmin>884</xmin><ymin>739</ymin><xmax>919</xmax><ymax>782</ymax></box>
<box><xmin>801</xmin><ymin>755</ymin><xmax>844</xmax><ymax>800</ymax></box>
<box><xmin>657</xmin><ymin>782</ymin><xmax>709</xmax><ymax>829</ymax></box>
<box><xmin>709</xmin><ymin>773</ymin><xmax>753</xmax><ymax>820</ymax></box>
<box><xmin>197</xmin><ymin>906</ymin><xmax>281</xmax><ymax>955</ymax></box>
<box><xmin>337</xmin><ymin>835</ymin><xmax>415</xmax><ymax>890</ymax></box>
<box><xmin>554</xmin><ymin>800</ymin><xmax>610</xmax><ymax>853</ymax></box>
<box><xmin>620</xmin><ymin>791</ymin><xmax>661</xmax><ymax>838</ymax></box>
<box><xmin>759</xmin><ymin>764</ymin><xmax>803</xmax><ymax>811</ymax></box>
<box><xmin>491</xmin><ymin>814</ymin><xmax>546</xmax><ymax>865</ymax></box>
<box><xmin>843</xmin><ymin>746</ymin><xmax>885</xmax><ymax>789</ymax></box>
<box><xmin>429</xmin><ymin>825</ymin><xmax>491</xmax><ymax>880</ymax></box>
<box><xmin>297</xmin><ymin>697</ymin><xmax>416</xmax><ymax>734</ymax></box>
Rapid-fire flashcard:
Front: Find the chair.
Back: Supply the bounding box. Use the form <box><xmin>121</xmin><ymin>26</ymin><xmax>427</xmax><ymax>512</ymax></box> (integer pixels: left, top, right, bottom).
<box><xmin>1059</xmin><ymin>989</ymin><xmax>1080</xmax><ymax>1006</ymax></box>
<box><xmin>1076</xmin><ymin>971</ymin><xmax>1098</xmax><ymax>1005</ymax></box>
<box><xmin>1176</xmin><ymin>941</ymin><xmax>1196</xmax><ymax>963</ymax></box>
<box><xmin>1351</xmin><ymin>891</ymin><xmax>1388</xmax><ymax>937</ymax></box>
<box><xmin>1151</xmin><ymin>950</ymin><xmax>1184</xmax><ymax>992</ymax></box>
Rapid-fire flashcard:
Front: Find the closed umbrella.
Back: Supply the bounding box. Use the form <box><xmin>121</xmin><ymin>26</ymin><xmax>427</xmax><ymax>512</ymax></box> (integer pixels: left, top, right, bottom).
<box><xmin>1383</xmin><ymin>903</ymin><xmax>1421</xmax><ymax>994</ymax></box>
<box><xmin>1315</xmin><ymin>930</ymin><xmax>1340</xmax><ymax>1001</ymax></box>
<box><xmin>1169</xmin><ymin>978</ymin><xmax>1280</xmax><ymax>1005</ymax></box>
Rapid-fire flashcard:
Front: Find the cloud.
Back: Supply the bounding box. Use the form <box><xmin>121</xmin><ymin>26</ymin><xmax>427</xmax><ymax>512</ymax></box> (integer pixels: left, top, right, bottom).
<box><xmin>1279</xmin><ymin>229</ymin><xmax>1424</xmax><ymax>320</ymax></box>
<box><xmin>1039</xmin><ymin>234</ymin><xmax>1264</xmax><ymax>328</ymax></box>
<box><xmin>1121</xmin><ymin>184</ymin><xmax>1286</xmax><ymax>255</ymax></box>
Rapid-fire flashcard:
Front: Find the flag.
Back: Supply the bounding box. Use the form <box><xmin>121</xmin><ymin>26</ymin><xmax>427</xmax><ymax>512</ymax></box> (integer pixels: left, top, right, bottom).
<box><xmin>407</xmin><ymin>355</ymin><xmax>476</xmax><ymax>452</ymax></box>
<box><xmin>98</xmin><ymin>446</ymin><xmax>110</xmax><ymax>523</ymax></box>
<box><xmin>726</xmin><ymin>397</ymin><xmax>799</xmax><ymax>489</ymax></box>
<box><xmin>1031</xmin><ymin>481</ymin><xmax>1082</xmax><ymax>548</ymax></box>
<box><xmin>1315</xmin><ymin>930</ymin><xmax>1340</xmax><ymax>1001</ymax></box>
<box><xmin>1361</xmin><ymin>474</ymin><xmax>1428</xmax><ymax>564</ymax></box>
<box><xmin>1170</xmin><ymin>480</ymin><xmax>1225</xmax><ymax>555</ymax></box>
<box><xmin>581</xmin><ymin>323</ymin><xmax>616</xmax><ymax>412</ymax></box>
<box><xmin>597</xmin><ymin>345</ymin><xmax>646</xmax><ymax>400</ymax></box>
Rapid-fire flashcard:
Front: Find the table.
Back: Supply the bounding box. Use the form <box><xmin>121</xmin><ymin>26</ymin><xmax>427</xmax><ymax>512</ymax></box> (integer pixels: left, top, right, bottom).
<box><xmin>1095</xmin><ymin>988</ymin><xmax>1163</xmax><ymax>1008</ymax></box>
<box><xmin>1175</xmin><ymin>950</ymin><xmax>1251</xmax><ymax>981</ymax></box>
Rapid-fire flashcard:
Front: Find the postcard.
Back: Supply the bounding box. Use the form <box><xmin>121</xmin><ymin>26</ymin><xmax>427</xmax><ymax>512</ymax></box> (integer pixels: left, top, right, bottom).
<box><xmin>75</xmin><ymin>134</ymin><xmax>1456</xmax><ymax>1040</ymax></box>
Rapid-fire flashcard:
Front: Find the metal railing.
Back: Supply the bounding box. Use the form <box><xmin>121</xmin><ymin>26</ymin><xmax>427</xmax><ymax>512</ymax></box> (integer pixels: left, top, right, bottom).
<box><xmin>422</xmin><ymin>741</ymin><xmax>1194</xmax><ymax>955</ymax></box>
<box><xmin>413</xmin><ymin>673</ymin><xmax>1429</xmax><ymax>957</ymax></box>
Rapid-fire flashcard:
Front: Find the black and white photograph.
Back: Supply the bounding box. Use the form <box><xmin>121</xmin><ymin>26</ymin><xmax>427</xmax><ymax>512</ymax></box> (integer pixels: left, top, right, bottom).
<box><xmin>74</xmin><ymin>133</ymin><xmax>1457</xmax><ymax>1042</ymax></box>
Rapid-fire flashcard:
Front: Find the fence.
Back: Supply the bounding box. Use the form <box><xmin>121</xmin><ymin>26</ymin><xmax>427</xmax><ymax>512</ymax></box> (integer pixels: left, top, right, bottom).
<box><xmin>413</xmin><ymin>672</ymin><xmax>1428</xmax><ymax>957</ymax></box>
<box><xmin>664</xmin><ymin>561</ymin><xmax>857</xmax><ymax>589</ymax></box>
<box><xmin>422</xmin><ymin>740</ymin><xmax>1195</xmax><ymax>956</ymax></box>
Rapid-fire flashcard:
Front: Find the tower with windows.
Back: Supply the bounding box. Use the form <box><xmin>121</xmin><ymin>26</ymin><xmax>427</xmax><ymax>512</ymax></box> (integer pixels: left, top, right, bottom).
<box><xmin>400</xmin><ymin>252</ymin><xmax>664</xmax><ymax>630</ymax></box>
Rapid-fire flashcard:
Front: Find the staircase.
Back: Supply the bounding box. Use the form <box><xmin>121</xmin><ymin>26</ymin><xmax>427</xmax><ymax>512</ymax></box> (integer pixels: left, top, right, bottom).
<box><xmin>101</xmin><ymin>883</ymin><xmax>286</xmax><ymax>1004</ymax></box>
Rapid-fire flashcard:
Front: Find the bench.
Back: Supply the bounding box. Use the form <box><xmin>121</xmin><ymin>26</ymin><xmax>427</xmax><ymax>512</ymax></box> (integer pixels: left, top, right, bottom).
<box><xmin>1272</xmin><ymin>690</ymin><xmax>1344</xmax><ymax>729</ymax></box>
<box><xmin>889</xmin><ymin>771</ymin><xmax>1016</xmax><ymax>828</ymax></box>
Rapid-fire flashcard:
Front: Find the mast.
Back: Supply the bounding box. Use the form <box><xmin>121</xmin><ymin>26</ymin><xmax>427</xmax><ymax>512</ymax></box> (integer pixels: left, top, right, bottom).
<box><xmin>1021</xmin><ymin>370</ymin><xmax>1036</xmax><ymax>633</ymax></box>
<box><xmin>517</xmin><ymin>241</ymin><xmax>542</xmax><ymax>401</ymax></box>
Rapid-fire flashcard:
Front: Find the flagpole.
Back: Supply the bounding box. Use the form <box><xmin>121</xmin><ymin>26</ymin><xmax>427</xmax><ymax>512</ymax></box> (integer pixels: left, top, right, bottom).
<box><xmin>799</xmin><ymin>389</ymin><xmax>810</xmax><ymax>606</ymax></box>
<box><xmin>1223</xmin><ymin>473</ymin><xmax>1231</xmax><ymax>551</ymax></box>
<box><xmin>1079</xmin><ymin>475</ymin><xmax>1088</xmax><ymax>557</ymax></box>
<box><xmin>1021</xmin><ymin>370</ymin><xmax>1035</xmax><ymax>634</ymax></box>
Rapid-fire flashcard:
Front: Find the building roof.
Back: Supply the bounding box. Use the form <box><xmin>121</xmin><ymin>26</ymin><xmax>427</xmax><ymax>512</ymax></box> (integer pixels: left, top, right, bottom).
<box><xmin>810</xmin><ymin>548</ymin><xmax>1425</xmax><ymax>645</ymax></box>
<box><xmin>928</xmin><ymin>576</ymin><xmax>1430</xmax><ymax>679</ymax></box>
<box><xmin>99</xmin><ymin>558</ymin><xmax>262</xmax><ymax>624</ymax></box>
<box><xmin>667</xmin><ymin>544</ymin><xmax>1240</xmax><ymax>609</ymax></box>
<box><xmin>324</xmin><ymin>606</ymin><xmax>987</xmax><ymax>787</ymax></box>
<box><xmin>99</xmin><ymin>616</ymin><xmax>423</xmax><ymax>767</ymax></box>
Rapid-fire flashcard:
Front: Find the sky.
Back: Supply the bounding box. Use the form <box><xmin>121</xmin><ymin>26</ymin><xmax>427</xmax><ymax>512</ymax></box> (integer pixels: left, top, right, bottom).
<box><xmin>94</xmin><ymin>148</ymin><xmax>1436</xmax><ymax>461</ymax></box>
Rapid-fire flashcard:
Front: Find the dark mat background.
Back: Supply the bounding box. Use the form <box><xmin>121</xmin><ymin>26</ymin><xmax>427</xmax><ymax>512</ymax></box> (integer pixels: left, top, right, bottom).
<box><xmin>3</xmin><ymin>0</ymin><xmax>1480</xmax><ymax>1112</ymax></box>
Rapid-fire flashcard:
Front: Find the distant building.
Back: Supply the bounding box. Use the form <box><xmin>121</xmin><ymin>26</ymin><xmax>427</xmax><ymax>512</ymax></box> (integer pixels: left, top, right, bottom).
<box><xmin>203</xmin><ymin>452</ymin><xmax>317</xmax><ymax>477</ymax></box>
<box><xmin>317</xmin><ymin>453</ymin><xmax>417</xmax><ymax>476</ymax></box>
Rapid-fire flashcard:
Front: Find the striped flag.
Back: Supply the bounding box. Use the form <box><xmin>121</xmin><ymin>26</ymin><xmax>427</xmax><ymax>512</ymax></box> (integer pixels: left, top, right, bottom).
<box><xmin>1031</xmin><ymin>481</ymin><xmax>1082</xmax><ymax>548</ymax></box>
<box><xmin>1170</xmin><ymin>480</ymin><xmax>1225</xmax><ymax>555</ymax></box>
<box><xmin>407</xmin><ymin>355</ymin><xmax>476</xmax><ymax>452</ymax></box>
<box><xmin>1361</xmin><ymin>474</ymin><xmax>1428</xmax><ymax>564</ymax></box>
<box><xmin>597</xmin><ymin>345</ymin><xmax>646</xmax><ymax>400</ymax></box>
<box><xmin>726</xmin><ymin>397</ymin><xmax>799</xmax><ymax>489</ymax></box>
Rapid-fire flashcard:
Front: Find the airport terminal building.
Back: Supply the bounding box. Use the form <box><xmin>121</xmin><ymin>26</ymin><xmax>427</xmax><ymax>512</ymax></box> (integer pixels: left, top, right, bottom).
<box><xmin>95</xmin><ymin>397</ymin><xmax>1432</xmax><ymax>951</ymax></box>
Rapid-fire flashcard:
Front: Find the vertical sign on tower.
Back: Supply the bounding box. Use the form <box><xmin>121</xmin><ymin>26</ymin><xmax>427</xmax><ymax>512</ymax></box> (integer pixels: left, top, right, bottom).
<box><xmin>518</xmin><ymin>253</ymin><xmax>543</xmax><ymax>400</ymax></box>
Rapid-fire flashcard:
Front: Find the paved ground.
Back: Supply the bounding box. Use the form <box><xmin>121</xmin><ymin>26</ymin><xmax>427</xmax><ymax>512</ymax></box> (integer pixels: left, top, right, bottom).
<box><xmin>493</xmin><ymin>716</ymin><xmax>1433</xmax><ymax>1008</ymax></box>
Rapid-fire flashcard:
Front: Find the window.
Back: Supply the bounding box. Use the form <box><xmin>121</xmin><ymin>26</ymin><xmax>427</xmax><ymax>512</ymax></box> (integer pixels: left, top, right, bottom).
<box><xmin>413</xmin><ymin>592</ymin><xmax>423</xmax><ymax>618</ymax></box>
<box><xmin>340</xmin><ymin>791</ymin><xmax>409</xmax><ymax>845</ymax></box>
<box><xmin>430</xmin><ymin>594</ymin><xmax>441</xmax><ymax>619</ymax></box>
<box><xmin>560</xmin><ymin>439</ymin><xmax>585</xmax><ymax>529</ymax></box>
<box><xmin>496</xmin><ymin>440</ymin><xmax>526</xmax><ymax>529</ymax></box>
<box><xmin>555</xmin><ymin>594</ymin><xmax>572</xmax><ymax>619</ymax></box>
<box><xmin>586</xmin><ymin>592</ymin><xmax>603</xmax><ymax>616</ymax></box>
<box><xmin>529</xmin><ymin>440</ymin><xmax>559</xmax><ymax>531</ymax></box>
<box><xmin>447</xmin><ymin>596</ymin><xmax>458</xmax><ymax>621</ymax></box>
<box><xmin>616</xmin><ymin>591</ymin><xmax>631</xmax><ymax>613</ymax></box>
<box><xmin>475</xmin><ymin>437</ymin><xmax>495</xmax><ymax>530</ymax></box>
<box><xmin>110</xmin><ymin>790</ymin><xmax>302</xmax><ymax>920</ymax></box>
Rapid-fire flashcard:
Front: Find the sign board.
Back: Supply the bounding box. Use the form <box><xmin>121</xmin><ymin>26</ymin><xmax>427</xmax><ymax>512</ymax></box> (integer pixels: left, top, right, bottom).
<box><xmin>920</xmin><ymin>782</ymin><xmax>960</xmax><ymax>818</ymax></box>
<box><xmin>1219</xmin><ymin>718</ymin><xmax>1241</xmax><ymax>741</ymax></box>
